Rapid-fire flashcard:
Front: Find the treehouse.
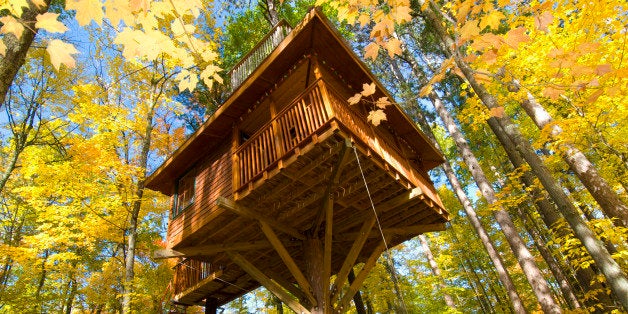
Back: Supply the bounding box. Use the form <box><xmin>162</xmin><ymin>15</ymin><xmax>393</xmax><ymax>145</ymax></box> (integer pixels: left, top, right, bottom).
<box><xmin>146</xmin><ymin>8</ymin><xmax>449</xmax><ymax>313</ymax></box>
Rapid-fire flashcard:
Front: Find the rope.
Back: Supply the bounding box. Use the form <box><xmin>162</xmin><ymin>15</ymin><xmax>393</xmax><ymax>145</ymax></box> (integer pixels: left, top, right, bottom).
<box><xmin>352</xmin><ymin>146</ymin><xmax>408</xmax><ymax>314</ymax></box>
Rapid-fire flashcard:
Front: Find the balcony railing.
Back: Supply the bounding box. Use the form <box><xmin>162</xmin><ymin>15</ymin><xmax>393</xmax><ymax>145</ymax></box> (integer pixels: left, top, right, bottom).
<box><xmin>228</xmin><ymin>21</ymin><xmax>292</xmax><ymax>93</ymax></box>
<box><xmin>172</xmin><ymin>259</ymin><xmax>213</xmax><ymax>297</ymax></box>
<box><xmin>233</xmin><ymin>79</ymin><xmax>439</xmax><ymax>203</ymax></box>
<box><xmin>234</xmin><ymin>80</ymin><xmax>331</xmax><ymax>188</ymax></box>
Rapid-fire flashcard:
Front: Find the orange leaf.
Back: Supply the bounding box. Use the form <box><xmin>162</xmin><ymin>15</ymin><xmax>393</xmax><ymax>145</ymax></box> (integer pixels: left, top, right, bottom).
<box><xmin>542</xmin><ymin>86</ymin><xmax>563</xmax><ymax>100</ymax></box>
<box><xmin>361</xmin><ymin>82</ymin><xmax>377</xmax><ymax>97</ymax></box>
<box><xmin>385</xmin><ymin>37</ymin><xmax>403</xmax><ymax>57</ymax></box>
<box><xmin>595</xmin><ymin>64</ymin><xmax>612</xmax><ymax>76</ymax></box>
<box><xmin>375</xmin><ymin>97</ymin><xmax>390</xmax><ymax>109</ymax></box>
<box><xmin>482</xmin><ymin>49</ymin><xmax>498</xmax><ymax>64</ymax></box>
<box><xmin>364</xmin><ymin>42</ymin><xmax>379</xmax><ymax>60</ymax></box>
<box><xmin>459</xmin><ymin>20</ymin><xmax>480</xmax><ymax>42</ymax></box>
<box><xmin>534</xmin><ymin>11</ymin><xmax>553</xmax><ymax>32</ymax></box>
<box><xmin>505</xmin><ymin>27</ymin><xmax>530</xmax><ymax>48</ymax></box>
<box><xmin>348</xmin><ymin>93</ymin><xmax>362</xmax><ymax>105</ymax></box>
<box><xmin>586</xmin><ymin>89</ymin><xmax>604</xmax><ymax>103</ymax></box>
<box><xmin>367</xmin><ymin>109</ymin><xmax>387</xmax><ymax>126</ymax></box>
<box><xmin>490</xmin><ymin>106</ymin><xmax>505</xmax><ymax>118</ymax></box>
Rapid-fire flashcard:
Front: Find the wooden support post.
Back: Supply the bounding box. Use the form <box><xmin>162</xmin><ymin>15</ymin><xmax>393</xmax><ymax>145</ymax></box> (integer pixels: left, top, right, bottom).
<box><xmin>205</xmin><ymin>297</ymin><xmax>218</xmax><ymax>314</ymax></box>
<box><xmin>348</xmin><ymin>269</ymin><xmax>367</xmax><ymax>314</ymax></box>
<box><xmin>303</xmin><ymin>236</ymin><xmax>328</xmax><ymax>314</ymax></box>
<box><xmin>330</xmin><ymin>214</ymin><xmax>376</xmax><ymax>302</ymax></box>
<box><xmin>226</xmin><ymin>252</ymin><xmax>310</xmax><ymax>314</ymax></box>
<box><xmin>216</xmin><ymin>197</ymin><xmax>305</xmax><ymax>240</ymax></box>
<box><xmin>336</xmin><ymin>241</ymin><xmax>387</xmax><ymax>312</ymax></box>
<box><xmin>260</xmin><ymin>222</ymin><xmax>317</xmax><ymax>306</ymax></box>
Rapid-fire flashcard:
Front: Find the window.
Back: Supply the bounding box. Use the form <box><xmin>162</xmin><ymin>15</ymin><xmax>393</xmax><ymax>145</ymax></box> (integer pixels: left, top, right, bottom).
<box><xmin>174</xmin><ymin>170</ymin><xmax>196</xmax><ymax>217</ymax></box>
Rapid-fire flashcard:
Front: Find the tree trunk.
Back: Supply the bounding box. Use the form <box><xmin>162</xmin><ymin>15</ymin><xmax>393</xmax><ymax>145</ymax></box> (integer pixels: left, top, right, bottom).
<box><xmin>389</xmin><ymin>58</ymin><xmax>527</xmax><ymax>314</ymax></box>
<box><xmin>519</xmin><ymin>93</ymin><xmax>628</xmax><ymax>228</ymax></box>
<box><xmin>420</xmin><ymin>4</ymin><xmax>628</xmax><ymax>309</ymax></box>
<box><xmin>429</xmin><ymin>90</ymin><xmax>561</xmax><ymax>314</ymax></box>
<box><xmin>0</xmin><ymin>0</ymin><xmax>50</xmax><ymax>108</ymax></box>
<box><xmin>417</xmin><ymin>235</ymin><xmax>456</xmax><ymax>309</ymax></box>
<box><xmin>348</xmin><ymin>269</ymin><xmax>367</xmax><ymax>314</ymax></box>
<box><xmin>122</xmin><ymin>104</ymin><xmax>155</xmax><ymax>313</ymax></box>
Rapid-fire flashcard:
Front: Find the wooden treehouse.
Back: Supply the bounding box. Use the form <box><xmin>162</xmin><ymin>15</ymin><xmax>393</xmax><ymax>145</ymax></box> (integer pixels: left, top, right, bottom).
<box><xmin>147</xmin><ymin>8</ymin><xmax>449</xmax><ymax>313</ymax></box>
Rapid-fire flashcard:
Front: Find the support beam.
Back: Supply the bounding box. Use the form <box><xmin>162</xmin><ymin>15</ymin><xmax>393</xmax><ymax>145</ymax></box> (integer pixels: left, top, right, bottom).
<box><xmin>314</xmin><ymin>139</ymin><xmax>352</xmax><ymax>233</ymax></box>
<box><xmin>260</xmin><ymin>222</ymin><xmax>317</xmax><ymax>306</ymax></box>
<box><xmin>330</xmin><ymin>214</ymin><xmax>376</xmax><ymax>302</ymax></box>
<box><xmin>266</xmin><ymin>269</ymin><xmax>312</xmax><ymax>308</ymax></box>
<box><xmin>154</xmin><ymin>240</ymin><xmax>275</xmax><ymax>259</ymax></box>
<box><xmin>333</xmin><ymin>223</ymin><xmax>447</xmax><ymax>242</ymax></box>
<box><xmin>303</xmin><ymin>237</ymin><xmax>328</xmax><ymax>313</ymax></box>
<box><xmin>216</xmin><ymin>197</ymin><xmax>305</xmax><ymax>240</ymax></box>
<box><xmin>226</xmin><ymin>252</ymin><xmax>310</xmax><ymax>314</ymax></box>
<box><xmin>336</xmin><ymin>241</ymin><xmax>387</xmax><ymax>312</ymax></box>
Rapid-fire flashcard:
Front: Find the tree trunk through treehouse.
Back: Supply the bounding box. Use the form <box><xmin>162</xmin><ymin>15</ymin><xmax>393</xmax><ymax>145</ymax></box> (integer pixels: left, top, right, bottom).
<box><xmin>304</xmin><ymin>236</ymin><xmax>327</xmax><ymax>314</ymax></box>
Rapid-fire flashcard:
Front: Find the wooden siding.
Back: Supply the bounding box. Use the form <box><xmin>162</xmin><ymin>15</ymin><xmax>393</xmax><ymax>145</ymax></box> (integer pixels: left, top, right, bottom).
<box><xmin>167</xmin><ymin>138</ymin><xmax>233</xmax><ymax>249</ymax></box>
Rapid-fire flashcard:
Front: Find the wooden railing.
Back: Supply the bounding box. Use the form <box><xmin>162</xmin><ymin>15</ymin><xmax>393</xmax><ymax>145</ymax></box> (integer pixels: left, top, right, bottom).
<box><xmin>172</xmin><ymin>259</ymin><xmax>213</xmax><ymax>296</ymax></box>
<box><xmin>228</xmin><ymin>21</ymin><xmax>292</xmax><ymax>93</ymax></box>
<box><xmin>234</xmin><ymin>79</ymin><xmax>440</xmax><ymax>204</ymax></box>
<box><xmin>234</xmin><ymin>81</ymin><xmax>331</xmax><ymax>189</ymax></box>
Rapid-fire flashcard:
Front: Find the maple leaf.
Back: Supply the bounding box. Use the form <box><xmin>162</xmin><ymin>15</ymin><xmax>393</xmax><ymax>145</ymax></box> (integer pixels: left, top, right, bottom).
<box><xmin>176</xmin><ymin>70</ymin><xmax>199</xmax><ymax>92</ymax></box>
<box><xmin>542</xmin><ymin>86</ymin><xmax>563</xmax><ymax>100</ymax></box>
<box><xmin>375</xmin><ymin>97</ymin><xmax>390</xmax><ymax>109</ymax></box>
<box><xmin>479</xmin><ymin>11</ymin><xmax>505</xmax><ymax>31</ymax></box>
<box><xmin>595</xmin><ymin>64</ymin><xmax>612</xmax><ymax>76</ymax></box>
<box><xmin>65</xmin><ymin>0</ymin><xmax>104</xmax><ymax>26</ymax></box>
<box><xmin>47</xmin><ymin>39</ymin><xmax>78</xmax><ymax>70</ymax></box>
<box><xmin>367</xmin><ymin>109</ymin><xmax>387</xmax><ymax>126</ymax></box>
<box><xmin>490</xmin><ymin>106</ymin><xmax>505</xmax><ymax>118</ymax></box>
<box><xmin>35</xmin><ymin>13</ymin><xmax>68</xmax><ymax>33</ymax></box>
<box><xmin>392</xmin><ymin>6</ymin><xmax>413</xmax><ymax>24</ymax></box>
<box><xmin>358</xmin><ymin>13</ymin><xmax>371</xmax><ymax>27</ymax></box>
<box><xmin>0</xmin><ymin>40</ymin><xmax>5</xmax><ymax>57</ymax></box>
<box><xmin>364</xmin><ymin>42</ymin><xmax>379</xmax><ymax>60</ymax></box>
<box><xmin>534</xmin><ymin>11</ymin><xmax>553</xmax><ymax>32</ymax></box>
<box><xmin>361</xmin><ymin>82</ymin><xmax>376</xmax><ymax>97</ymax></box>
<box><xmin>505</xmin><ymin>27</ymin><xmax>530</xmax><ymax>48</ymax></box>
<box><xmin>104</xmin><ymin>0</ymin><xmax>134</xmax><ymax>26</ymax></box>
<box><xmin>348</xmin><ymin>93</ymin><xmax>362</xmax><ymax>105</ymax></box>
<box><xmin>0</xmin><ymin>16</ymin><xmax>24</xmax><ymax>39</ymax></box>
<box><xmin>385</xmin><ymin>37</ymin><xmax>403</xmax><ymax>57</ymax></box>
<box><xmin>459</xmin><ymin>20</ymin><xmax>480</xmax><ymax>43</ymax></box>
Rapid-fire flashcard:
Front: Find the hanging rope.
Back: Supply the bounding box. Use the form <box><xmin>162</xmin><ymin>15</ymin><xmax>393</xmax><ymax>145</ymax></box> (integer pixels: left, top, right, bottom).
<box><xmin>352</xmin><ymin>146</ymin><xmax>408</xmax><ymax>314</ymax></box>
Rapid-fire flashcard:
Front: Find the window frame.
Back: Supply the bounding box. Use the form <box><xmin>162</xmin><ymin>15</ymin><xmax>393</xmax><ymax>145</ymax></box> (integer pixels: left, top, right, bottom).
<box><xmin>173</xmin><ymin>169</ymin><xmax>196</xmax><ymax>217</ymax></box>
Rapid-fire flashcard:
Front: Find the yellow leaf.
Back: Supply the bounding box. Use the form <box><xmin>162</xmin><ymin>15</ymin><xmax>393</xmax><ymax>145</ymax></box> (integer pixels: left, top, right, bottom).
<box><xmin>348</xmin><ymin>93</ymin><xmax>362</xmax><ymax>105</ymax></box>
<box><xmin>367</xmin><ymin>109</ymin><xmax>387</xmax><ymax>126</ymax></box>
<box><xmin>505</xmin><ymin>27</ymin><xmax>530</xmax><ymax>48</ymax></box>
<box><xmin>65</xmin><ymin>0</ymin><xmax>104</xmax><ymax>26</ymax></box>
<box><xmin>385</xmin><ymin>37</ymin><xmax>403</xmax><ymax>57</ymax></box>
<box><xmin>0</xmin><ymin>16</ymin><xmax>24</xmax><ymax>39</ymax></box>
<box><xmin>470</xmin><ymin>33</ymin><xmax>503</xmax><ymax>51</ymax></box>
<box><xmin>586</xmin><ymin>89</ymin><xmax>604</xmax><ymax>104</ymax></box>
<box><xmin>371</xmin><ymin>16</ymin><xmax>395</xmax><ymax>38</ymax></box>
<box><xmin>364</xmin><ymin>42</ymin><xmax>379</xmax><ymax>60</ymax></box>
<box><xmin>0</xmin><ymin>40</ymin><xmax>5</xmax><ymax>57</ymax></box>
<box><xmin>104</xmin><ymin>0</ymin><xmax>134</xmax><ymax>26</ymax></box>
<box><xmin>129</xmin><ymin>0</ymin><xmax>149</xmax><ymax>12</ymax></box>
<box><xmin>358</xmin><ymin>13</ymin><xmax>371</xmax><ymax>27</ymax></box>
<box><xmin>456</xmin><ymin>0</ymin><xmax>473</xmax><ymax>23</ymax></box>
<box><xmin>361</xmin><ymin>82</ymin><xmax>376</xmax><ymax>97</ymax></box>
<box><xmin>479</xmin><ymin>11</ymin><xmax>505</xmax><ymax>31</ymax></box>
<box><xmin>176</xmin><ymin>70</ymin><xmax>198</xmax><ymax>92</ymax></box>
<box><xmin>459</xmin><ymin>20</ymin><xmax>480</xmax><ymax>42</ymax></box>
<box><xmin>534</xmin><ymin>11</ymin><xmax>553</xmax><ymax>32</ymax></box>
<box><xmin>46</xmin><ymin>39</ymin><xmax>79</xmax><ymax>71</ymax></box>
<box><xmin>31</xmin><ymin>0</ymin><xmax>47</xmax><ymax>8</ymax></box>
<box><xmin>35</xmin><ymin>13</ymin><xmax>68</xmax><ymax>33</ymax></box>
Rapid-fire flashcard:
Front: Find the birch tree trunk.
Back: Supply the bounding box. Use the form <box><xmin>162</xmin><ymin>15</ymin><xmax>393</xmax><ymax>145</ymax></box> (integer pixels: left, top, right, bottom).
<box><xmin>419</xmin><ymin>4</ymin><xmax>628</xmax><ymax>309</ymax></box>
<box><xmin>519</xmin><ymin>93</ymin><xmax>628</xmax><ymax>228</ymax></box>
<box><xmin>418</xmin><ymin>235</ymin><xmax>457</xmax><ymax>309</ymax></box>
<box><xmin>388</xmin><ymin>60</ymin><xmax>527</xmax><ymax>313</ymax></box>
